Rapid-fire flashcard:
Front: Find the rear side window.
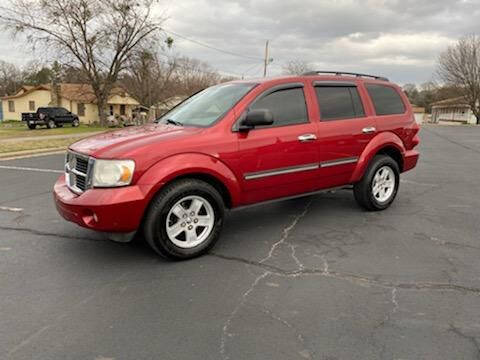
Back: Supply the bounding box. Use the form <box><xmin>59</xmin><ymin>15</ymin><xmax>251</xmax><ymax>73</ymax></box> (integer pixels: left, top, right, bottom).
<box><xmin>366</xmin><ymin>84</ymin><xmax>405</xmax><ymax>115</ymax></box>
<box><xmin>315</xmin><ymin>86</ymin><xmax>365</xmax><ymax>121</ymax></box>
<box><xmin>250</xmin><ymin>87</ymin><xmax>308</xmax><ymax>127</ymax></box>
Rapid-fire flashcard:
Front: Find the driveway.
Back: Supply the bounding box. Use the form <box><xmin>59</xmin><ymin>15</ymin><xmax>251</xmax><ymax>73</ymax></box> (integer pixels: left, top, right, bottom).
<box><xmin>0</xmin><ymin>125</ymin><xmax>479</xmax><ymax>359</ymax></box>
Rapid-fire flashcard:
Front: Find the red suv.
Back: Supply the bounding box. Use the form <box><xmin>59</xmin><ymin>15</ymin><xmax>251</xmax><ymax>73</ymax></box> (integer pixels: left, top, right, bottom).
<box><xmin>54</xmin><ymin>71</ymin><xmax>420</xmax><ymax>259</ymax></box>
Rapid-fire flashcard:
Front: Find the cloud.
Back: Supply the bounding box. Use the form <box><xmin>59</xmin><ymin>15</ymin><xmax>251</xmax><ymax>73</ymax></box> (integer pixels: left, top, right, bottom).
<box><xmin>1</xmin><ymin>0</ymin><xmax>479</xmax><ymax>84</ymax></box>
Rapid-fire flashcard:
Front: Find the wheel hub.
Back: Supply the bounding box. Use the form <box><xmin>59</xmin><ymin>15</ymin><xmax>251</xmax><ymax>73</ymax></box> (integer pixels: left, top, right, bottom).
<box><xmin>165</xmin><ymin>195</ymin><xmax>215</xmax><ymax>249</ymax></box>
<box><xmin>372</xmin><ymin>166</ymin><xmax>395</xmax><ymax>203</ymax></box>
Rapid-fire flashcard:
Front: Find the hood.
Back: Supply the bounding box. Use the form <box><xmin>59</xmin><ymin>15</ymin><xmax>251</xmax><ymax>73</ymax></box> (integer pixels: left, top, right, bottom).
<box><xmin>69</xmin><ymin>123</ymin><xmax>203</xmax><ymax>158</ymax></box>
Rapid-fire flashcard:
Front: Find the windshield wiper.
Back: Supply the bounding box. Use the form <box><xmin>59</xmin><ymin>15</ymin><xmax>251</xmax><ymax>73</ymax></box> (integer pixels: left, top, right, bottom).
<box><xmin>165</xmin><ymin>118</ymin><xmax>183</xmax><ymax>126</ymax></box>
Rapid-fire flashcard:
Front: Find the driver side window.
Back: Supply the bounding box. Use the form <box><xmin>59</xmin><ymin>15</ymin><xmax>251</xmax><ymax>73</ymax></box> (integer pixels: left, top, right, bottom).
<box><xmin>250</xmin><ymin>87</ymin><xmax>308</xmax><ymax>127</ymax></box>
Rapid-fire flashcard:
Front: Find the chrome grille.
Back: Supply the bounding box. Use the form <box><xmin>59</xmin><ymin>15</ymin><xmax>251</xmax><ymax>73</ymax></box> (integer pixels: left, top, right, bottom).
<box><xmin>75</xmin><ymin>157</ymin><xmax>89</xmax><ymax>174</ymax></box>
<box><xmin>65</xmin><ymin>151</ymin><xmax>93</xmax><ymax>194</ymax></box>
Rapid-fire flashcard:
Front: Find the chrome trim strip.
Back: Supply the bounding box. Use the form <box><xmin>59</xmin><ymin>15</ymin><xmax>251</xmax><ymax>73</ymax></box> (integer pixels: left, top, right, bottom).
<box><xmin>233</xmin><ymin>185</ymin><xmax>350</xmax><ymax>211</ymax></box>
<box><xmin>320</xmin><ymin>157</ymin><xmax>358</xmax><ymax>168</ymax></box>
<box><xmin>244</xmin><ymin>163</ymin><xmax>319</xmax><ymax>180</ymax></box>
<box><xmin>313</xmin><ymin>81</ymin><xmax>357</xmax><ymax>87</ymax></box>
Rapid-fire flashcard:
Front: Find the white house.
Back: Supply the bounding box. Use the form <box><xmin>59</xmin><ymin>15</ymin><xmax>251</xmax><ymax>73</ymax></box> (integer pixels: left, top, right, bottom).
<box><xmin>431</xmin><ymin>97</ymin><xmax>478</xmax><ymax>125</ymax></box>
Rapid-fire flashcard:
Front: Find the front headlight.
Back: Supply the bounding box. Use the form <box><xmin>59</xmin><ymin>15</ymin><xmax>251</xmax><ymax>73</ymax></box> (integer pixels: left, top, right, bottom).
<box><xmin>92</xmin><ymin>159</ymin><xmax>135</xmax><ymax>187</ymax></box>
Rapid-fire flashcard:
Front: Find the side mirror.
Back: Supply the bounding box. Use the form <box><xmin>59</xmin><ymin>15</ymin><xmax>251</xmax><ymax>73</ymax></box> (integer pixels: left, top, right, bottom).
<box><xmin>239</xmin><ymin>109</ymin><xmax>274</xmax><ymax>131</ymax></box>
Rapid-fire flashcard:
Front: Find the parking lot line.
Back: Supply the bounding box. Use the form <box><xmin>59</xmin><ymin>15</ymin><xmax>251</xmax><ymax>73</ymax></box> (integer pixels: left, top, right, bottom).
<box><xmin>0</xmin><ymin>165</ymin><xmax>63</xmax><ymax>174</ymax></box>
<box><xmin>0</xmin><ymin>206</ymin><xmax>23</xmax><ymax>212</ymax></box>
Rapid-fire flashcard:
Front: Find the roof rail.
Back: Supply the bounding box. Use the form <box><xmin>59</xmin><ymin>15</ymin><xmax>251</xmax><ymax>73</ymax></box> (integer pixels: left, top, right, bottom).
<box><xmin>302</xmin><ymin>70</ymin><xmax>389</xmax><ymax>82</ymax></box>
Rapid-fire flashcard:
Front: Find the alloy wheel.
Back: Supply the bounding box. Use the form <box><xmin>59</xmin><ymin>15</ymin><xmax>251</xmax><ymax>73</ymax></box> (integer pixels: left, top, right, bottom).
<box><xmin>372</xmin><ymin>166</ymin><xmax>395</xmax><ymax>203</ymax></box>
<box><xmin>165</xmin><ymin>195</ymin><xmax>215</xmax><ymax>248</ymax></box>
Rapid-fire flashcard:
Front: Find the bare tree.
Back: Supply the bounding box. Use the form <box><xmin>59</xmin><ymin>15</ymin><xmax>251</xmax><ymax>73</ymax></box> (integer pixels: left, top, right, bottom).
<box><xmin>282</xmin><ymin>60</ymin><xmax>313</xmax><ymax>75</ymax></box>
<box><xmin>0</xmin><ymin>60</ymin><xmax>23</xmax><ymax>95</ymax></box>
<box><xmin>122</xmin><ymin>50</ymin><xmax>177</xmax><ymax>107</ymax></box>
<box><xmin>403</xmin><ymin>83</ymin><xmax>420</xmax><ymax>104</ymax></box>
<box><xmin>437</xmin><ymin>34</ymin><xmax>480</xmax><ymax>124</ymax></box>
<box><xmin>173</xmin><ymin>57</ymin><xmax>223</xmax><ymax>95</ymax></box>
<box><xmin>0</xmin><ymin>0</ymin><xmax>164</xmax><ymax>125</ymax></box>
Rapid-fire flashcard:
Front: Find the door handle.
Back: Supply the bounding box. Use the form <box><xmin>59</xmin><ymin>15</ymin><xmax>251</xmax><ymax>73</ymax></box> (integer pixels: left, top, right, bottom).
<box><xmin>362</xmin><ymin>126</ymin><xmax>376</xmax><ymax>134</ymax></box>
<box><xmin>298</xmin><ymin>134</ymin><xmax>317</xmax><ymax>142</ymax></box>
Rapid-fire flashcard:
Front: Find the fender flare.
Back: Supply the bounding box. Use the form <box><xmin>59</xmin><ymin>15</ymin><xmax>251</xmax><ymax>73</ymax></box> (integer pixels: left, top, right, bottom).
<box><xmin>350</xmin><ymin>132</ymin><xmax>406</xmax><ymax>183</ymax></box>
<box><xmin>136</xmin><ymin>153</ymin><xmax>242</xmax><ymax>207</ymax></box>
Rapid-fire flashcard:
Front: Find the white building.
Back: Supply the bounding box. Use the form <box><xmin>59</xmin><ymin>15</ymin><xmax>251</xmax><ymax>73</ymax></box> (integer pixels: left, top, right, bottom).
<box><xmin>411</xmin><ymin>105</ymin><xmax>426</xmax><ymax>124</ymax></box>
<box><xmin>431</xmin><ymin>97</ymin><xmax>478</xmax><ymax>125</ymax></box>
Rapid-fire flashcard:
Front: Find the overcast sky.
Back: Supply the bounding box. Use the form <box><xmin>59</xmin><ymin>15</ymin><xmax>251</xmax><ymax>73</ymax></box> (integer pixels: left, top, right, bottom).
<box><xmin>1</xmin><ymin>0</ymin><xmax>479</xmax><ymax>85</ymax></box>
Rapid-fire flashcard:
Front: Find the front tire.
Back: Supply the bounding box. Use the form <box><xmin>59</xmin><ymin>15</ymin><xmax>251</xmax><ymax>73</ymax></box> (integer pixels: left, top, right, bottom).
<box><xmin>27</xmin><ymin>124</ymin><xmax>36</xmax><ymax>130</ymax></box>
<box><xmin>72</xmin><ymin>118</ymin><xmax>79</xmax><ymax>127</ymax></box>
<box><xmin>353</xmin><ymin>155</ymin><xmax>400</xmax><ymax>211</ymax></box>
<box><xmin>143</xmin><ymin>179</ymin><xmax>225</xmax><ymax>260</ymax></box>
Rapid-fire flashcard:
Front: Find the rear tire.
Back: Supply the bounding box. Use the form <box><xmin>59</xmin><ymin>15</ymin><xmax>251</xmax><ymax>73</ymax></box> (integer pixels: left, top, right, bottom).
<box><xmin>353</xmin><ymin>155</ymin><xmax>400</xmax><ymax>211</ymax></box>
<box><xmin>46</xmin><ymin>119</ymin><xmax>55</xmax><ymax>129</ymax></box>
<box><xmin>143</xmin><ymin>179</ymin><xmax>225</xmax><ymax>260</ymax></box>
<box><xmin>72</xmin><ymin>118</ymin><xmax>79</xmax><ymax>127</ymax></box>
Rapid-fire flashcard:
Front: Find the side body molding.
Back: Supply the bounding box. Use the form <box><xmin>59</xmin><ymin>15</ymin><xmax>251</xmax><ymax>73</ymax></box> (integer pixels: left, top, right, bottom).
<box><xmin>350</xmin><ymin>132</ymin><xmax>406</xmax><ymax>183</ymax></box>
<box><xmin>136</xmin><ymin>153</ymin><xmax>242</xmax><ymax>207</ymax></box>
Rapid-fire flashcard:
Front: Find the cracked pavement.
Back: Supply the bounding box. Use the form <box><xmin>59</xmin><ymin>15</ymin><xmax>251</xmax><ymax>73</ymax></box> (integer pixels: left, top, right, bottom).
<box><xmin>1</xmin><ymin>125</ymin><xmax>480</xmax><ymax>359</ymax></box>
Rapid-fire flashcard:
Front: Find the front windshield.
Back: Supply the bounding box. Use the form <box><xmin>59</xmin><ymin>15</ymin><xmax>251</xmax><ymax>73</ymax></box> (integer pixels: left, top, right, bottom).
<box><xmin>158</xmin><ymin>83</ymin><xmax>256</xmax><ymax>127</ymax></box>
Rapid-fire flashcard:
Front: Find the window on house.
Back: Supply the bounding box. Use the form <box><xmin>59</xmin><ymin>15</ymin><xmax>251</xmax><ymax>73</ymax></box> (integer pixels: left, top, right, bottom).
<box><xmin>29</xmin><ymin>101</ymin><xmax>35</xmax><ymax>111</ymax></box>
<box><xmin>77</xmin><ymin>103</ymin><xmax>85</xmax><ymax>117</ymax></box>
<box><xmin>8</xmin><ymin>101</ymin><xmax>15</xmax><ymax>112</ymax></box>
<box><xmin>109</xmin><ymin>105</ymin><xmax>114</xmax><ymax>116</ymax></box>
<box><xmin>366</xmin><ymin>84</ymin><xmax>406</xmax><ymax>115</ymax></box>
<box><xmin>315</xmin><ymin>86</ymin><xmax>365</xmax><ymax>121</ymax></box>
<box><xmin>250</xmin><ymin>87</ymin><xmax>308</xmax><ymax>127</ymax></box>
<box><xmin>120</xmin><ymin>104</ymin><xmax>126</xmax><ymax>116</ymax></box>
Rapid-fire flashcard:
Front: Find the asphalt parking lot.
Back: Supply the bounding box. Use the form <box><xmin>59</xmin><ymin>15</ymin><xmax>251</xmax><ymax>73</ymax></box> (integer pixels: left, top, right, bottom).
<box><xmin>1</xmin><ymin>125</ymin><xmax>479</xmax><ymax>360</ymax></box>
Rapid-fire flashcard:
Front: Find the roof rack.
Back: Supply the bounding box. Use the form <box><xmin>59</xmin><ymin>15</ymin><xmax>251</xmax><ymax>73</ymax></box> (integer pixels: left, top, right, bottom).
<box><xmin>302</xmin><ymin>71</ymin><xmax>389</xmax><ymax>82</ymax></box>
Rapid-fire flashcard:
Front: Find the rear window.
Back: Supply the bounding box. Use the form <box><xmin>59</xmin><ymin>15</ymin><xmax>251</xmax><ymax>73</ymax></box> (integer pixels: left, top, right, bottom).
<box><xmin>315</xmin><ymin>86</ymin><xmax>365</xmax><ymax>121</ymax></box>
<box><xmin>366</xmin><ymin>84</ymin><xmax>405</xmax><ymax>115</ymax></box>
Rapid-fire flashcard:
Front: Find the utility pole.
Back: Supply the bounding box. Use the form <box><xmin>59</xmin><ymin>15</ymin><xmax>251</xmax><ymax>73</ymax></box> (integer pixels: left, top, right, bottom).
<box><xmin>263</xmin><ymin>40</ymin><xmax>269</xmax><ymax>77</ymax></box>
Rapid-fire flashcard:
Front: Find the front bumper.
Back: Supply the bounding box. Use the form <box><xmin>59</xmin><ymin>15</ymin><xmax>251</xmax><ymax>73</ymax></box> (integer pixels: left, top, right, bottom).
<box><xmin>53</xmin><ymin>175</ymin><xmax>151</xmax><ymax>232</ymax></box>
<box><xmin>403</xmin><ymin>149</ymin><xmax>419</xmax><ymax>172</ymax></box>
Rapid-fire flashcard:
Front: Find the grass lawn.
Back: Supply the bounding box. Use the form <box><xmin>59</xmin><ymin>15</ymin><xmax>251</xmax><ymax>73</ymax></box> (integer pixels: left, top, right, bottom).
<box><xmin>0</xmin><ymin>121</ymin><xmax>108</xmax><ymax>139</ymax></box>
<box><xmin>0</xmin><ymin>120</ymin><xmax>112</xmax><ymax>154</ymax></box>
<box><xmin>0</xmin><ymin>138</ymin><xmax>79</xmax><ymax>153</ymax></box>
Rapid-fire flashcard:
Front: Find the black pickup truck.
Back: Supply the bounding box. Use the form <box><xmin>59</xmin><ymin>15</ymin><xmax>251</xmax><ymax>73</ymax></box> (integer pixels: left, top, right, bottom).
<box><xmin>22</xmin><ymin>107</ymin><xmax>80</xmax><ymax>129</ymax></box>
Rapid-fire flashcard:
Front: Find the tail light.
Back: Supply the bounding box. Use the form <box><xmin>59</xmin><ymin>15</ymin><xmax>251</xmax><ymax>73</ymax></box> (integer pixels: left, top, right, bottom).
<box><xmin>406</xmin><ymin>118</ymin><xmax>420</xmax><ymax>149</ymax></box>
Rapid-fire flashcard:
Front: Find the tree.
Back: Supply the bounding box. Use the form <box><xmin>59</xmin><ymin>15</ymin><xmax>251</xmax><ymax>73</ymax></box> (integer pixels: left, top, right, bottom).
<box><xmin>172</xmin><ymin>57</ymin><xmax>223</xmax><ymax>96</ymax></box>
<box><xmin>0</xmin><ymin>0</ymin><xmax>164</xmax><ymax>125</ymax></box>
<box><xmin>0</xmin><ymin>60</ymin><xmax>23</xmax><ymax>96</ymax></box>
<box><xmin>122</xmin><ymin>50</ymin><xmax>177</xmax><ymax>108</ymax></box>
<box><xmin>403</xmin><ymin>83</ymin><xmax>420</xmax><ymax>105</ymax></box>
<box><xmin>437</xmin><ymin>34</ymin><xmax>480</xmax><ymax>124</ymax></box>
<box><xmin>22</xmin><ymin>61</ymin><xmax>54</xmax><ymax>85</ymax></box>
<box><xmin>282</xmin><ymin>60</ymin><xmax>313</xmax><ymax>75</ymax></box>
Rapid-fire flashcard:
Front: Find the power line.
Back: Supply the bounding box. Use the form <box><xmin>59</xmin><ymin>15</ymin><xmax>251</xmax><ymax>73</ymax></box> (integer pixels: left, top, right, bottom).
<box><xmin>162</xmin><ymin>28</ymin><xmax>264</xmax><ymax>62</ymax></box>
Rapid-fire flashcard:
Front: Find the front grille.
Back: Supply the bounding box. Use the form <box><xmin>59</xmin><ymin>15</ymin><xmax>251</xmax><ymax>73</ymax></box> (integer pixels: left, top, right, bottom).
<box><xmin>75</xmin><ymin>173</ymin><xmax>87</xmax><ymax>191</ymax></box>
<box><xmin>65</xmin><ymin>151</ymin><xmax>93</xmax><ymax>194</ymax></box>
<box><xmin>75</xmin><ymin>157</ymin><xmax>89</xmax><ymax>174</ymax></box>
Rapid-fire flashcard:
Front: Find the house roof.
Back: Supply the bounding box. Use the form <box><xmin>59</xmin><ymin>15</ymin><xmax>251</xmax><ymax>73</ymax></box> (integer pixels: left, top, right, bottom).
<box><xmin>431</xmin><ymin>96</ymin><xmax>469</xmax><ymax>107</ymax></box>
<box><xmin>3</xmin><ymin>85</ymin><xmax>50</xmax><ymax>100</ymax></box>
<box><xmin>2</xmin><ymin>83</ymin><xmax>139</xmax><ymax>105</ymax></box>
<box><xmin>411</xmin><ymin>105</ymin><xmax>425</xmax><ymax>113</ymax></box>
